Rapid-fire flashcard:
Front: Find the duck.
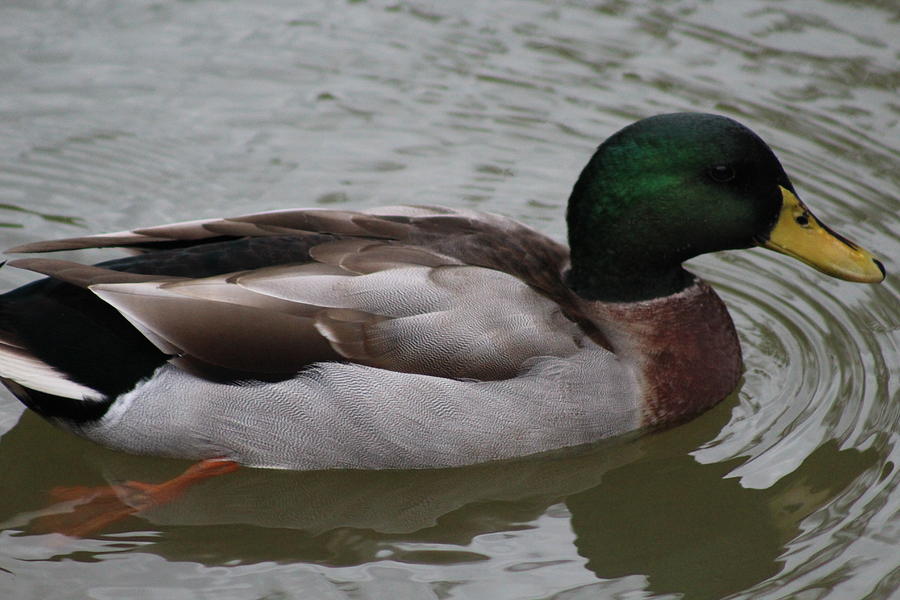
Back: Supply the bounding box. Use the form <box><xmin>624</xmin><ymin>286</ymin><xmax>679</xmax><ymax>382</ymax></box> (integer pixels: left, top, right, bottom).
<box><xmin>0</xmin><ymin>113</ymin><xmax>885</xmax><ymax>471</ymax></box>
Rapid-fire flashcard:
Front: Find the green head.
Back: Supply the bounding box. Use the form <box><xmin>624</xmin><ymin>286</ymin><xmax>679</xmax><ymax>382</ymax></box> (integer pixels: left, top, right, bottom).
<box><xmin>565</xmin><ymin>113</ymin><xmax>884</xmax><ymax>301</ymax></box>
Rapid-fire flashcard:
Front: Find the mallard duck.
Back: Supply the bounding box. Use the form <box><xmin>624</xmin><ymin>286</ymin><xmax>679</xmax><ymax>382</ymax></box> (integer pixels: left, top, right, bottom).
<box><xmin>0</xmin><ymin>113</ymin><xmax>884</xmax><ymax>470</ymax></box>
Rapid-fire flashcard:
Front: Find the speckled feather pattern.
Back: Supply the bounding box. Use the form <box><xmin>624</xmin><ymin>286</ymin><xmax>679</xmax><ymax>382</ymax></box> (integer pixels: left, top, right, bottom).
<box><xmin>77</xmin><ymin>347</ymin><xmax>638</xmax><ymax>470</ymax></box>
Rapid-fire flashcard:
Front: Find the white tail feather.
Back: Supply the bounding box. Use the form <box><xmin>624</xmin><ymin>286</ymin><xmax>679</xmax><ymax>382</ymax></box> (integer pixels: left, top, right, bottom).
<box><xmin>0</xmin><ymin>344</ymin><xmax>102</xmax><ymax>401</ymax></box>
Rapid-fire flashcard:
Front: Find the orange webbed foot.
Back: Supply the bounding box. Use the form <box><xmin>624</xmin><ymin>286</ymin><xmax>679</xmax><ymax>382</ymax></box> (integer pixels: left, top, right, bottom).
<box><xmin>29</xmin><ymin>458</ymin><xmax>240</xmax><ymax>538</ymax></box>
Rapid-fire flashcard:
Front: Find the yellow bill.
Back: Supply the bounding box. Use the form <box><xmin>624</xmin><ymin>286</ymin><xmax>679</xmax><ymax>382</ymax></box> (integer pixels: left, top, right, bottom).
<box><xmin>763</xmin><ymin>187</ymin><xmax>885</xmax><ymax>283</ymax></box>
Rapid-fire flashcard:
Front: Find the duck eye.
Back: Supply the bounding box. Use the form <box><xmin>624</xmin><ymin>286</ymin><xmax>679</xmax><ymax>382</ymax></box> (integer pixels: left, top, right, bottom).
<box><xmin>708</xmin><ymin>164</ymin><xmax>736</xmax><ymax>183</ymax></box>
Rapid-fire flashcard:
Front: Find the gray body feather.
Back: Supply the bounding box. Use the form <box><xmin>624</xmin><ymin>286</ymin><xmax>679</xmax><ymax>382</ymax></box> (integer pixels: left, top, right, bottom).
<box><xmin>77</xmin><ymin>345</ymin><xmax>637</xmax><ymax>470</ymax></box>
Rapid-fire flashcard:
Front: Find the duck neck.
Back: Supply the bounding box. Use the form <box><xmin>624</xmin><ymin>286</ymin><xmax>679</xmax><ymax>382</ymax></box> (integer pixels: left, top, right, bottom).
<box><xmin>565</xmin><ymin>262</ymin><xmax>695</xmax><ymax>303</ymax></box>
<box><xmin>578</xmin><ymin>280</ymin><xmax>743</xmax><ymax>426</ymax></box>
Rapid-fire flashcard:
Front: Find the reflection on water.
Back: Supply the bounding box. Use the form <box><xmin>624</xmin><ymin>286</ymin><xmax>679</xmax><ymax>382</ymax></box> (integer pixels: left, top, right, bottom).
<box><xmin>571</xmin><ymin>442</ymin><xmax>877</xmax><ymax>600</ymax></box>
<box><xmin>0</xmin><ymin>0</ymin><xmax>897</xmax><ymax>598</ymax></box>
<box><xmin>0</xmin><ymin>399</ymin><xmax>880</xmax><ymax>600</ymax></box>
<box><xmin>0</xmin><ymin>203</ymin><xmax>82</xmax><ymax>230</ymax></box>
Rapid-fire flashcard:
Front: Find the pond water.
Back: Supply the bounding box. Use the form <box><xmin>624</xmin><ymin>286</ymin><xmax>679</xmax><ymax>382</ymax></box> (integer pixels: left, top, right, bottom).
<box><xmin>0</xmin><ymin>1</ymin><xmax>897</xmax><ymax>598</ymax></box>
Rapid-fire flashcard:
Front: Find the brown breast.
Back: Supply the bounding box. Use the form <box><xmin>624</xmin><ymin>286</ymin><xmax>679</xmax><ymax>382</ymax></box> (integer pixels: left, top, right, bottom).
<box><xmin>577</xmin><ymin>280</ymin><xmax>743</xmax><ymax>426</ymax></box>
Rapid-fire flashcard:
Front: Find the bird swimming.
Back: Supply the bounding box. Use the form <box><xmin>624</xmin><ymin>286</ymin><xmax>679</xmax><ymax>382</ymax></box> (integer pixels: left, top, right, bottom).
<box><xmin>0</xmin><ymin>113</ymin><xmax>885</xmax><ymax>471</ymax></box>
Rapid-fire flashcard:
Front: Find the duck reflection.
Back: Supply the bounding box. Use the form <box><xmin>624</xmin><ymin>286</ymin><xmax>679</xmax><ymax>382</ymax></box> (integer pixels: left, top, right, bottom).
<box><xmin>0</xmin><ymin>398</ymin><xmax>877</xmax><ymax>600</ymax></box>
<box><xmin>568</xmin><ymin>439</ymin><xmax>876</xmax><ymax>599</ymax></box>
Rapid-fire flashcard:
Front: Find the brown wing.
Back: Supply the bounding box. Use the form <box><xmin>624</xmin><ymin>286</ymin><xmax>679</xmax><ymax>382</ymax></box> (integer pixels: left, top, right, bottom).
<box><xmin>7</xmin><ymin>206</ymin><xmax>599</xmax><ymax>382</ymax></box>
<box><xmin>7</xmin><ymin>206</ymin><xmax>571</xmax><ymax>297</ymax></box>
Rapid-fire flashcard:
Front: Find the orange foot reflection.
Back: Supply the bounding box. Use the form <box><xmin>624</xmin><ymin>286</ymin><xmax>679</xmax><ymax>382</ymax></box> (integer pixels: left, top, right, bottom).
<box><xmin>30</xmin><ymin>458</ymin><xmax>240</xmax><ymax>537</ymax></box>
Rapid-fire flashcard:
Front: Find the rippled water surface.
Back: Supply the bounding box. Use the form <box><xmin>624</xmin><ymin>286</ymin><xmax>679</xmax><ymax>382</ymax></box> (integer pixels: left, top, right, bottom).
<box><xmin>0</xmin><ymin>1</ymin><xmax>897</xmax><ymax>598</ymax></box>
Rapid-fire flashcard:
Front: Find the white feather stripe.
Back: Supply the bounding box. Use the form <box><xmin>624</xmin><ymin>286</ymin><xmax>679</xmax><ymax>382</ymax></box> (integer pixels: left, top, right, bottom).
<box><xmin>0</xmin><ymin>345</ymin><xmax>102</xmax><ymax>401</ymax></box>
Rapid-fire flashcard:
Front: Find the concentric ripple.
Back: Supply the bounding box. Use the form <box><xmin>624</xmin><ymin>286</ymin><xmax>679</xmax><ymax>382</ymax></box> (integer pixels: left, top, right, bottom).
<box><xmin>696</xmin><ymin>250</ymin><xmax>893</xmax><ymax>470</ymax></box>
<box><xmin>691</xmin><ymin>244</ymin><xmax>898</xmax><ymax>595</ymax></box>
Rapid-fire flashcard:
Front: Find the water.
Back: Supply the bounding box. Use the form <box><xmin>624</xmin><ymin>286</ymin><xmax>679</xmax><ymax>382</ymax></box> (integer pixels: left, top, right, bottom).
<box><xmin>0</xmin><ymin>0</ymin><xmax>897</xmax><ymax>598</ymax></box>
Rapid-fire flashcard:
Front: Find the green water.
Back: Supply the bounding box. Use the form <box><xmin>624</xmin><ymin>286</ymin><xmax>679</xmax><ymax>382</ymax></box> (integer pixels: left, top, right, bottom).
<box><xmin>0</xmin><ymin>1</ymin><xmax>897</xmax><ymax>598</ymax></box>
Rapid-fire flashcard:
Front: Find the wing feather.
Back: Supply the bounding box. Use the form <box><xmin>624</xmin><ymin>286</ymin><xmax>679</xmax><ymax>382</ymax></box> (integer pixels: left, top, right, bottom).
<box><xmin>91</xmin><ymin>282</ymin><xmax>341</xmax><ymax>373</ymax></box>
<box><xmin>5</xmin><ymin>205</ymin><xmax>603</xmax><ymax>382</ymax></box>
